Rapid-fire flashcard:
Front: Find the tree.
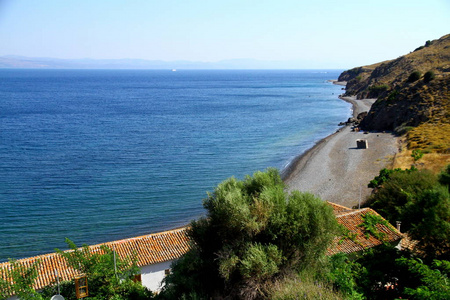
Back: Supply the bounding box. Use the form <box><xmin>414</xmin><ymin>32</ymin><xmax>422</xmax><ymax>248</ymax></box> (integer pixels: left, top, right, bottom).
<box><xmin>397</xmin><ymin>257</ymin><xmax>450</xmax><ymax>299</ymax></box>
<box><xmin>366</xmin><ymin>168</ymin><xmax>449</xmax><ymax>260</ymax></box>
<box><xmin>0</xmin><ymin>260</ymin><xmax>44</xmax><ymax>300</ymax></box>
<box><xmin>55</xmin><ymin>239</ymin><xmax>154</xmax><ymax>300</ymax></box>
<box><xmin>159</xmin><ymin>168</ymin><xmax>340</xmax><ymax>299</ymax></box>
<box><xmin>365</xmin><ymin>169</ymin><xmax>438</xmax><ymax>231</ymax></box>
<box><xmin>351</xmin><ymin>245</ymin><xmax>417</xmax><ymax>300</ymax></box>
<box><xmin>438</xmin><ymin>164</ymin><xmax>450</xmax><ymax>190</ymax></box>
<box><xmin>402</xmin><ymin>186</ymin><xmax>450</xmax><ymax>260</ymax></box>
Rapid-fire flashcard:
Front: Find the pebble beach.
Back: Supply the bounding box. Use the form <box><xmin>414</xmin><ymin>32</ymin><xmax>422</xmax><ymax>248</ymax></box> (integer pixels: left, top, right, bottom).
<box><xmin>283</xmin><ymin>93</ymin><xmax>399</xmax><ymax>208</ymax></box>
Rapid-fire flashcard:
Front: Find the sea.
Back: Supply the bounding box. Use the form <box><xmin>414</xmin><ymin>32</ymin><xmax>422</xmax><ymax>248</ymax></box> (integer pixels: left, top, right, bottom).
<box><xmin>0</xmin><ymin>69</ymin><xmax>349</xmax><ymax>261</ymax></box>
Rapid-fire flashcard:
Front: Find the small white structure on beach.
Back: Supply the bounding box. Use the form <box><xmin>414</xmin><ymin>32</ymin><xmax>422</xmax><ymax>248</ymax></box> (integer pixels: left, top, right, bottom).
<box><xmin>356</xmin><ymin>139</ymin><xmax>369</xmax><ymax>149</ymax></box>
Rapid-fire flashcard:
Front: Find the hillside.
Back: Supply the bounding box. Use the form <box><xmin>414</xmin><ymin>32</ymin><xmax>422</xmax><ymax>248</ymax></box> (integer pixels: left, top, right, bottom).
<box><xmin>339</xmin><ymin>34</ymin><xmax>450</xmax><ymax>99</ymax></box>
<box><xmin>339</xmin><ymin>34</ymin><xmax>450</xmax><ymax>154</ymax></box>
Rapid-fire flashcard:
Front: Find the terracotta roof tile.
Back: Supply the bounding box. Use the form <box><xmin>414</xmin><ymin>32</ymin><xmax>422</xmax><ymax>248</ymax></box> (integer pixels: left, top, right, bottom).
<box><xmin>399</xmin><ymin>234</ymin><xmax>420</xmax><ymax>253</ymax></box>
<box><xmin>1</xmin><ymin>204</ymin><xmax>403</xmax><ymax>293</ymax></box>
<box><xmin>327</xmin><ymin>208</ymin><xmax>403</xmax><ymax>255</ymax></box>
<box><xmin>327</xmin><ymin>201</ymin><xmax>355</xmax><ymax>215</ymax></box>
<box><xmin>0</xmin><ymin>227</ymin><xmax>189</xmax><ymax>291</ymax></box>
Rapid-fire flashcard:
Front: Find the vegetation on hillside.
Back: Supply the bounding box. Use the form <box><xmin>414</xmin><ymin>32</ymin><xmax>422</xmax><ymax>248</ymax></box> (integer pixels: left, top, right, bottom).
<box><xmin>352</xmin><ymin>164</ymin><xmax>450</xmax><ymax>299</ymax></box>
<box><xmin>337</xmin><ymin>34</ymin><xmax>450</xmax><ymax>180</ymax></box>
<box><xmin>339</xmin><ymin>35</ymin><xmax>450</xmax><ymax>99</ymax></box>
<box><xmin>364</xmin><ymin>166</ymin><xmax>450</xmax><ymax>260</ymax></box>
<box><xmin>339</xmin><ymin>34</ymin><xmax>450</xmax><ymax>161</ymax></box>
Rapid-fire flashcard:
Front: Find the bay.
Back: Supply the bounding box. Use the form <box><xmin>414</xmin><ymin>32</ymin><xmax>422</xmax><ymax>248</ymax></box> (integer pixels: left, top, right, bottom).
<box><xmin>0</xmin><ymin>69</ymin><xmax>348</xmax><ymax>261</ymax></box>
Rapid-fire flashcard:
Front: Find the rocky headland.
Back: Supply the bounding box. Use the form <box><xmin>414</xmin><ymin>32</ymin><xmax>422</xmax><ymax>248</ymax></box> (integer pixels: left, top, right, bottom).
<box><xmin>285</xmin><ymin>34</ymin><xmax>450</xmax><ymax>207</ymax></box>
<box><xmin>339</xmin><ymin>34</ymin><xmax>450</xmax><ymax>142</ymax></box>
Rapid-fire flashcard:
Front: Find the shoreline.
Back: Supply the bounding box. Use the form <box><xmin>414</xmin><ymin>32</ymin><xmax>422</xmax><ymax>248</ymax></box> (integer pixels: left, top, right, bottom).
<box><xmin>282</xmin><ymin>85</ymin><xmax>398</xmax><ymax>208</ymax></box>
<box><xmin>280</xmin><ymin>91</ymin><xmax>367</xmax><ymax>181</ymax></box>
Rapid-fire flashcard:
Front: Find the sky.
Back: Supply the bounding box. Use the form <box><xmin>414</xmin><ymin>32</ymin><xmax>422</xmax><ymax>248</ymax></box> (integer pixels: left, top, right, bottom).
<box><xmin>0</xmin><ymin>0</ymin><xmax>449</xmax><ymax>69</ymax></box>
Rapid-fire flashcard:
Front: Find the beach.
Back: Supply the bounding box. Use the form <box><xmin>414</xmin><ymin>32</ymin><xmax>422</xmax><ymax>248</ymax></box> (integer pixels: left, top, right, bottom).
<box><xmin>283</xmin><ymin>94</ymin><xmax>399</xmax><ymax>208</ymax></box>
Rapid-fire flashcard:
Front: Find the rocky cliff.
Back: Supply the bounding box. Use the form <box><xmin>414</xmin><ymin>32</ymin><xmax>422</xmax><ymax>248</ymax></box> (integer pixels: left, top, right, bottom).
<box><xmin>339</xmin><ymin>34</ymin><xmax>450</xmax><ymax>137</ymax></box>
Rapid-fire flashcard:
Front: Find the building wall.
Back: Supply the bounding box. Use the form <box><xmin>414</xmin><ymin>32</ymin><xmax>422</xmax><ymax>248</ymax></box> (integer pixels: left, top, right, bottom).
<box><xmin>140</xmin><ymin>260</ymin><xmax>173</xmax><ymax>292</ymax></box>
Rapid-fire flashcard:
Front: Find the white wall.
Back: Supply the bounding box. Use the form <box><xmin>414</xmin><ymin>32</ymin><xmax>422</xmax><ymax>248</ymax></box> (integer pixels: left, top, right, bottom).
<box><xmin>140</xmin><ymin>260</ymin><xmax>174</xmax><ymax>293</ymax></box>
<box><xmin>6</xmin><ymin>260</ymin><xmax>175</xmax><ymax>299</ymax></box>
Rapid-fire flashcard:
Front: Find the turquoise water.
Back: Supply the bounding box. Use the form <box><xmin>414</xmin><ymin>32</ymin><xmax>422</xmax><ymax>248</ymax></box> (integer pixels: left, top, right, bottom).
<box><xmin>0</xmin><ymin>69</ymin><xmax>349</xmax><ymax>261</ymax></box>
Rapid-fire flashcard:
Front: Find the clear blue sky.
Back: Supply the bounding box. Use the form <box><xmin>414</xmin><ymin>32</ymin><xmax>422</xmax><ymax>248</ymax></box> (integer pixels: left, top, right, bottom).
<box><xmin>0</xmin><ymin>0</ymin><xmax>449</xmax><ymax>68</ymax></box>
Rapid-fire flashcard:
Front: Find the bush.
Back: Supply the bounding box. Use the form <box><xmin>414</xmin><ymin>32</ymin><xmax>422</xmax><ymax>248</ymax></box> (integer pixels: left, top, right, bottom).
<box><xmin>268</xmin><ymin>273</ymin><xmax>345</xmax><ymax>300</ymax></box>
<box><xmin>367</xmin><ymin>167</ymin><xmax>416</xmax><ymax>189</ymax></box>
<box><xmin>366</xmin><ymin>168</ymin><xmax>449</xmax><ymax>260</ymax></box>
<box><xmin>385</xmin><ymin>90</ymin><xmax>399</xmax><ymax>103</ymax></box>
<box><xmin>55</xmin><ymin>239</ymin><xmax>154</xmax><ymax>300</ymax></box>
<box><xmin>368</xmin><ymin>84</ymin><xmax>389</xmax><ymax>94</ymax></box>
<box><xmin>407</xmin><ymin>71</ymin><xmax>422</xmax><ymax>83</ymax></box>
<box><xmin>0</xmin><ymin>260</ymin><xmax>44</xmax><ymax>300</ymax></box>
<box><xmin>402</xmin><ymin>185</ymin><xmax>450</xmax><ymax>259</ymax></box>
<box><xmin>353</xmin><ymin>245</ymin><xmax>416</xmax><ymax>299</ymax></box>
<box><xmin>324</xmin><ymin>253</ymin><xmax>364</xmax><ymax>299</ymax></box>
<box><xmin>397</xmin><ymin>257</ymin><xmax>450</xmax><ymax>299</ymax></box>
<box><xmin>411</xmin><ymin>149</ymin><xmax>424</xmax><ymax>162</ymax></box>
<box><xmin>438</xmin><ymin>164</ymin><xmax>450</xmax><ymax>190</ymax></box>
<box><xmin>424</xmin><ymin>70</ymin><xmax>435</xmax><ymax>83</ymax></box>
<box><xmin>365</xmin><ymin>168</ymin><xmax>438</xmax><ymax>231</ymax></box>
<box><xmin>160</xmin><ymin>168</ymin><xmax>340</xmax><ymax>299</ymax></box>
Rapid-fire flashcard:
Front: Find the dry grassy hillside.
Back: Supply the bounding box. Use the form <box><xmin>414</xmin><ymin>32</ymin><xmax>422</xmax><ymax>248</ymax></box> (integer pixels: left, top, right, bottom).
<box><xmin>340</xmin><ymin>34</ymin><xmax>450</xmax><ymax>99</ymax></box>
<box><xmin>339</xmin><ymin>34</ymin><xmax>450</xmax><ymax>170</ymax></box>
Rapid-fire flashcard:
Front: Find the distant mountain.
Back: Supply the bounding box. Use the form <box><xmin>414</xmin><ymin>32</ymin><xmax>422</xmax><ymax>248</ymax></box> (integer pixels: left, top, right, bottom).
<box><xmin>0</xmin><ymin>56</ymin><xmax>313</xmax><ymax>70</ymax></box>
<box><xmin>339</xmin><ymin>33</ymin><xmax>450</xmax><ymax>153</ymax></box>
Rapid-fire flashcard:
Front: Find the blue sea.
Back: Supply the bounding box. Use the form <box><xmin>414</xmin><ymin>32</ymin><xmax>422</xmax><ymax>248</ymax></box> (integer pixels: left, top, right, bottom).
<box><xmin>0</xmin><ymin>69</ymin><xmax>349</xmax><ymax>261</ymax></box>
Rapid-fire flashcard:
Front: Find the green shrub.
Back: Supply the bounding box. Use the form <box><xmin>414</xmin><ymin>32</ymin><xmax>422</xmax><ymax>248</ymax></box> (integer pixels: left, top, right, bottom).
<box><xmin>366</xmin><ymin>168</ymin><xmax>449</xmax><ymax>260</ymax></box>
<box><xmin>403</xmin><ymin>186</ymin><xmax>450</xmax><ymax>259</ymax></box>
<box><xmin>407</xmin><ymin>71</ymin><xmax>422</xmax><ymax>83</ymax></box>
<box><xmin>385</xmin><ymin>90</ymin><xmax>399</xmax><ymax>103</ymax></box>
<box><xmin>325</xmin><ymin>253</ymin><xmax>364</xmax><ymax>299</ymax></box>
<box><xmin>55</xmin><ymin>239</ymin><xmax>154</xmax><ymax>300</ymax></box>
<box><xmin>369</xmin><ymin>84</ymin><xmax>389</xmax><ymax>93</ymax></box>
<box><xmin>365</xmin><ymin>168</ymin><xmax>437</xmax><ymax>230</ymax></box>
<box><xmin>0</xmin><ymin>260</ymin><xmax>44</xmax><ymax>300</ymax></box>
<box><xmin>160</xmin><ymin>168</ymin><xmax>340</xmax><ymax>299</ymax></box>
<box><xmin>411</xmin><ymin>149</ymin><xmax>424</xmax><ymax>162</ymax></box>
<box><xmin>268</xmin><ymin>274</ymin><xmax>345</xmax><ymax>300</ymax></box>
<box><xmin>367</xmin><ymin>167</ymin><xmax>417</xmax><ymax>189</ymax></box>
<box><xmin>424</xmin><ymin>70</ymin><xmax>435</xmax><ymax>83</ymax></box>
<box><xmin>397</xmin><ymin>257</ymin><xmax>450</xmax><ymax>299</ymax></box>
<box><xmin>394</xmin><ymin>124</ymin><xmax>415</xmax><ymax>135</ymax></box>
<box><xmin>438</xmin><ymin>164</ymin><xmax>450</xmax><ymax>190</ymax></box>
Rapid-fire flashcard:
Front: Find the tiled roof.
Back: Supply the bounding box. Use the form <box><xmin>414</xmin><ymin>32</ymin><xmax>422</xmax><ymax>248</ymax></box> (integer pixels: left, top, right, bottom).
<box><xmin>0</xmin><ymin>227</ymin><xmax>190</xmax><ymax>291</ymax></box>
<box><xmin>1</xmin><ymin>204</ymin><xmax>402</xmax><ymax>293</ymax></box>
<box><xmin>399</xmin><ymin>234</ymin><xmax>420</xmax><ymax>253</ymax></box>
<box><xmin>327</xmin><ymin>208</ymin><xmax>403</xmax><ymax>255</ymax></box>
<box><xmin>327</xmin><ymin>201</ymin><xmax>354</xmax><ymax>215</ymax></box>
